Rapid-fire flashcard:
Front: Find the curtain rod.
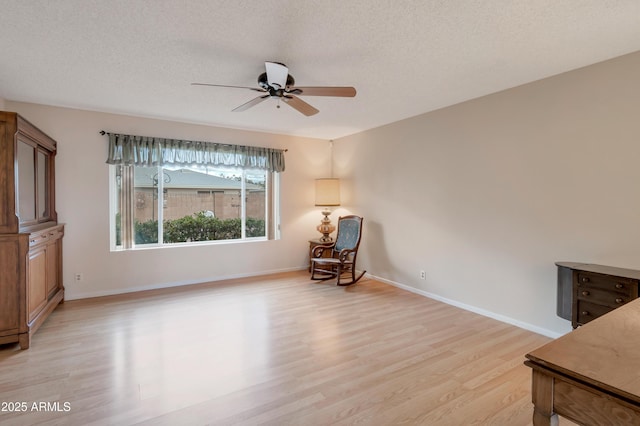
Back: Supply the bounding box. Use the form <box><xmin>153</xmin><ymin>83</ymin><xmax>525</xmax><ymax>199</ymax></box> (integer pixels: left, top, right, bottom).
<box><xmin>99</xmin><ymin>130</ymin><xmax>287</xmax><ymax>152</ymax></box>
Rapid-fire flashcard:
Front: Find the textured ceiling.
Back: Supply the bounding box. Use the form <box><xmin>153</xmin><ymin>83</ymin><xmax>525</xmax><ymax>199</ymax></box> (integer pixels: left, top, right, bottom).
<box><xmin>1</xmin><ymin>1</ymin><xmax>640</xmax><ymax>140</ymax></box>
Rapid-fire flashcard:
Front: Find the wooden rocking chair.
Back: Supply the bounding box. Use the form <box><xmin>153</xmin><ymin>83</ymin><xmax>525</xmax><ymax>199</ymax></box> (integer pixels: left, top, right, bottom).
<box><xmin>310</xmin><ymin>215</ymin><xmax>366</xmax><ymax>286</ymax></box>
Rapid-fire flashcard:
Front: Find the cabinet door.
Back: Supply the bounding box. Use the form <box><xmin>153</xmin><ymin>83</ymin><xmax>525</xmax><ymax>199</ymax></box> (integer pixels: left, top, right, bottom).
<box><xmin>46</xmin><ymin>237</ymin><xmax>60</xmax><ymax>297</ymax></box>
<box><xmin>28</xmin><ymin>246</ymin><xmax>47</xmax><ymax>321</ymax></box>
<box><xmin>0</xmin><ymin>239</ymin><xmax>22</xmax><ymax>333</ymax></box>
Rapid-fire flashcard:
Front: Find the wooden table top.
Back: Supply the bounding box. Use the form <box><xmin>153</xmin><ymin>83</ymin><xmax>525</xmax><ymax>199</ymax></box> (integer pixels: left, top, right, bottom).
<box><xmin>526</xmin><ymin>297</ymin><xmax>640</xmax><ymax>404</ymax></box>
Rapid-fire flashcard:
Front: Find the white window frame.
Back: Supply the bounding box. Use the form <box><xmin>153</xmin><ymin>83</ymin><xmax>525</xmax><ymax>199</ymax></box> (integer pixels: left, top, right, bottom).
<box><xmin>109</xmin><ymin>164</ymin><xmax>280</xmax><ymax>251</ymax></box>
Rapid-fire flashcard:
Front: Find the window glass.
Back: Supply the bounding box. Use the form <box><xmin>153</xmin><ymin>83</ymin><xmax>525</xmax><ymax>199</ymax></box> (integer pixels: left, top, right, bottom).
<box><xmin>16</xmin><ymin>140</ymin><xmax>36</xmax><ymax>223</ymax></box>
<box><xmin>245</xmin><ymin>170</ymin><xmax>267</xmax><ymax>238</ymax></box>
<box><xmin>37</xmin><ymin>150</ymin><xmax>49</xmax><ymax>220</ymax></box>
<box><xmin>134</xmin><ymin>166</ymin><xmax>159</xmax><ymax>244</ymax></box>
<box><xmin>114</xmin><ymin>166</ymin><xmax>122</xmax><ymax>246</ymax></box>
<box><xmin>113</xmin><ymin>164</ymin><xmax>275</xmax><ymax>249</ymax></box>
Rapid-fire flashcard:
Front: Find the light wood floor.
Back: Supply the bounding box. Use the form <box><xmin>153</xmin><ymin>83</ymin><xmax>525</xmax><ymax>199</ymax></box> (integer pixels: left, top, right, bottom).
<box><xmin>0</xmin><ymin>271</ymin><xmax>572</xmax><ymax>425</ymax></box>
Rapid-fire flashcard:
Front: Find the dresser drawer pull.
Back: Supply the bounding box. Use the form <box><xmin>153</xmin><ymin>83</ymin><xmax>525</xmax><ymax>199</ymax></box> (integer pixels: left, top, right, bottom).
<box><xmin>616</xmin><ymin>283</ymin><xmax>623</xmax><ymax>289</ymax></box>
<box><xmin>581</xmin><ymin>277</ymin><xmax>590</xmax><ymax>283</ymax></box>
<box><xmin>616</xmin><ymin>298</ymin><xmax>624</xmax><ymax>304</ymax></box>
<box><xmin>582</xmin><ymin>291</ymin><xmax>590</xmax><ymax>296</ymax></box>
<box><xmin>582</xmin><ymin>311</ymin><xmax>590</xmax><ymax>316</ymax></box>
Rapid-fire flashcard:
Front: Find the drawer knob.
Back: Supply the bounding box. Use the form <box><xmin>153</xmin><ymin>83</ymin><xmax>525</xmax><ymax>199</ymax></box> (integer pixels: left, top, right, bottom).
<box><xmin>581</xmin><ymin>277</ymin><xmax>590</xmax><ymax>283</ymax></box>
<box><xmin>616</xmin><ymin>298</ymin><xmax>624</xmax><ymax>304</ymax></box>
<box><xmin>616</xmin><ymin>283</ymin><xmax>623</xmax><ymax>289</ymax></box>
<box><xmin>582</xmin><ymin>311</ymin><xmax>589</xmax><ymax>316</ymax></box>
<box><xmin>582</xmin><ymin>291</ymin><xmax>590</xmax><ymax>296</ymax></box>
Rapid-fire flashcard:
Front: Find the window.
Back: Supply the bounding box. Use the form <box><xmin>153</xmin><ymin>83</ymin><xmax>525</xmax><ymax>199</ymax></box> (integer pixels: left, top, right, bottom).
<box><xmin>105</xmin><ymin>132</ymin><xmax>284</xmax><ymax>250</ymax></box>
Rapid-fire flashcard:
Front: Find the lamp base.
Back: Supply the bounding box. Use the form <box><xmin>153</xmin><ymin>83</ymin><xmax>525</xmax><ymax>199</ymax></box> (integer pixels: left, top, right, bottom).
<box><xmin>317</xmin><ymin>209</ymin><xmax>335</xmax><ymax>242</ymax></box>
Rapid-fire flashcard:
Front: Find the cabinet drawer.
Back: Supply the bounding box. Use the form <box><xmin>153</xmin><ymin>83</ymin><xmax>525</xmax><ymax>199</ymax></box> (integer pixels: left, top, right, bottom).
<box><xmin>28</xmin><ymin>231</ymin><xmax>49</xmax><ymax>247</ymax></box>
<box><xmin>28</xmin><ymin>225</ymin><xmax>63</xmax><ymax>248</ymax></box>
<box><xmin>576</xmin><ymin>300</ymin><xmax>614</xmax><ymax>325</ymax></box>
<box><xmin>576</xmin><ymin>272</ymin><xmax>636</xmax><ymax>296</ymax></box>
<box><xmin>46</xmin><ymin>227</ymin><xmax>63</xmax><ymax>241</ymax></box>
<box><xmin>577</xmin><ymin>287</ymin><xmax>632</xmax><ymax>308</ymax></box>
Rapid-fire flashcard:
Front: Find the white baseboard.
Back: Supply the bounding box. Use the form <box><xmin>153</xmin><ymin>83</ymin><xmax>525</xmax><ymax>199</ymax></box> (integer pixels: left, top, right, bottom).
<box><xmin>65</xmin><ymin>266</ymin><xmax>307</xmax><ymax>300</ymax></box>
<box><xmin>366</xmin><ymin>273</ymin><xmax>563</xmax><ymax>339</ymax></box>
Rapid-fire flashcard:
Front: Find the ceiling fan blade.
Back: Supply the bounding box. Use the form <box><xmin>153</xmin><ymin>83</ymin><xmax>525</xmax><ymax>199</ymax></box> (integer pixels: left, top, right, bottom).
<box><xmin>232</xmin><ymin>95</ymin><xmax>270</xmax><ymax>112</ymax></box>
<box><xmin>265</xmin><ymin>62</ymin><xmax>289</xmax><ymax>89</ymax></box>
<box><xmin>289</xmin><ymin>86</ymin><xmax>356</xmax><ymax>97</ymax></box>
<box><xmin>191</xmin><ymin>83</ymin><xmax>265</xmax><ymax>92</ymax></box>
<box><xmin>282</xmin><ymin>95</ymin><xmax>319</xmax><ymax>116</ymax></box>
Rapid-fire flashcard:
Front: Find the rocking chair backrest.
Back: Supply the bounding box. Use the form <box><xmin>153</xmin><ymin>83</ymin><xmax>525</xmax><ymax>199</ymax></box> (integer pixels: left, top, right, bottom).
<box><xmin>334</xmin><ymin>215</ymin><xmax>363</xmax><ymax>253</ymax></box>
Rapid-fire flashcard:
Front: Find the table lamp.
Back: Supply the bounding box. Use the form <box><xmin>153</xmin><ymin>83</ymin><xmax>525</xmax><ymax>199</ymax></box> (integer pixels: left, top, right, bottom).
<box><xmin>315</xmin><ymin>178</ymin><xmax>340</xmax><ymax>242</ymax></box>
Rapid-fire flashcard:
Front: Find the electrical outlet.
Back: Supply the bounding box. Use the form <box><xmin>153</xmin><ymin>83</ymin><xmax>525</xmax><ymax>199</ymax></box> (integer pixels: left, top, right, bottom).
<box><xmin>420</xmin><ymin>270</ymin><xmax>426</xmax><ymax>280</ymax></box>
<box><xmin>75</xmin><ymin>273</ymin><xmax>83</xmax><ymax>282</ymax></box>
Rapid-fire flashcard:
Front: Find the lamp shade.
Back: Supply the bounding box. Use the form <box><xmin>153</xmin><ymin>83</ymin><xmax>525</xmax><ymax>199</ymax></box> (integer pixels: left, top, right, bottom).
<box><xmin>315</xmin><ymin>178</ymin><xmax>341</xmax><ymax>206</ymax></box>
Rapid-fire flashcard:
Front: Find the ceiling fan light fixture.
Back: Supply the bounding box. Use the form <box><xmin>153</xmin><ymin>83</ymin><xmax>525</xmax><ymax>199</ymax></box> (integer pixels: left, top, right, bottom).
<box><xmin>265</xmin><ymin>61</ymin><xmax>289</xmax><ymax>90</ymax></box>
<box><xmin>257</xmin><ymin>72</ymin><xmax>296</xmax><ymax>91</ymax></box>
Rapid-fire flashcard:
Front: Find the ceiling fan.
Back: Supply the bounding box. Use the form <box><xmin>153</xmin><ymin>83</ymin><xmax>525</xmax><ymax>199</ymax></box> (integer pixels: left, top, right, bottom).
<box><xmin>192</xmin><ymin>62</ymin><xmax>356</xmax><ymax>116</ymax></box>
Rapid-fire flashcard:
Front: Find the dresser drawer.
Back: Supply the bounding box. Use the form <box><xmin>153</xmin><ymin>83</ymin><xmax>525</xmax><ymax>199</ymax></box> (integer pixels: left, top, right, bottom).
<box><xmin>576</xmin><ymin>272</ymin><xmax>636</xmax><ymax>296</ymax></box>
<box><xmin>576</xmin><ymin>300</ymin><xmax>615</xmax><ymax>326</ymax></box>
<box><xmin>577</xmin><ymin>287</ymin><xmax>633</xmax><ymax>308</ymax></box>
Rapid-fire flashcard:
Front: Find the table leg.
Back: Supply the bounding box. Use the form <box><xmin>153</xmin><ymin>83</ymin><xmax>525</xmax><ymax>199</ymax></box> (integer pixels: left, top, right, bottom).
<box><xmin>531</xmin><ymin>369</ymin><xmax>559</xmax><ymax>426</ymax></box>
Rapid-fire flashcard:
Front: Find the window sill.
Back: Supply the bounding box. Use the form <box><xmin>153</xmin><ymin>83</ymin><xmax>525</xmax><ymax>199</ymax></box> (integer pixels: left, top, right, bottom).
<box><xmin>111</xmin><ymin>236</ymin><xmax>270</xmax><ymax>252</ymax></box>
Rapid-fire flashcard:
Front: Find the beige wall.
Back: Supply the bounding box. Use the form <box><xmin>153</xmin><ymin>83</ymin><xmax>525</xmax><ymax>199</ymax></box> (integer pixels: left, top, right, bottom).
<box><xmin>0</xmin><ymin>98</ymin><xmax>5</xmax><ymax>109</ymax></box>
<box><xmin>335</xmin><ymin>51</ymin><xmax>640</xmax><ymax>337</ymax></box>
<box><xmin>5</xmin><ymin>101</ymin><xmax>331</xmax><ymax>299</ymax></box>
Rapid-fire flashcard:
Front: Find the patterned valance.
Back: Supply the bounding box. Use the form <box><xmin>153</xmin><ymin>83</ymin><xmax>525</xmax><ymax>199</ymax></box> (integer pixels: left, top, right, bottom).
<box><xmin>103</xmin><ymin>131</ymin><xmax>285</xmax><ymax>172</ymax></box>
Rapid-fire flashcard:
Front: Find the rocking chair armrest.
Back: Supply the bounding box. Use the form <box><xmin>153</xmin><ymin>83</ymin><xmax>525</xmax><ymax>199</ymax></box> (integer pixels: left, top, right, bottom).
<box><xmin>312</xmin><ymin>243</ymin><xmax>335</xmax><ymax>258</ymax></box>
<box><xmin>338</xmin><ymin>248</ymin><xmax>357</xmax><ymax>262</ymax></box>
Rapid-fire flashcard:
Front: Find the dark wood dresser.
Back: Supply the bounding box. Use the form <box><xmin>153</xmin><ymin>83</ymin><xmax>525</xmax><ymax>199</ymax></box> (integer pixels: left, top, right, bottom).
<box><xmin>556</xmin><ymin>262</ymin><xmax>640</xmax><ymax>328</ymax></box>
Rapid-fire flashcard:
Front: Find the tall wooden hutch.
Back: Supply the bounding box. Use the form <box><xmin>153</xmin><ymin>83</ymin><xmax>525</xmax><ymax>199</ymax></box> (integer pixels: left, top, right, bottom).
<box><xmin>0</xmin><ymin>111</ymin><xmax>64</xmax><ymax>349</ymax></box>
